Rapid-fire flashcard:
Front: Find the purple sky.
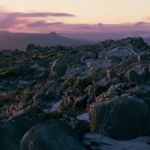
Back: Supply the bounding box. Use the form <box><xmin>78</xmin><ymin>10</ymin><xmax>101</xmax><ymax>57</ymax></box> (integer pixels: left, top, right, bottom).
<box><xmin>0</xmin><ymin>11</ymin><xmax>150</xmax><ymax>34</ymax></box>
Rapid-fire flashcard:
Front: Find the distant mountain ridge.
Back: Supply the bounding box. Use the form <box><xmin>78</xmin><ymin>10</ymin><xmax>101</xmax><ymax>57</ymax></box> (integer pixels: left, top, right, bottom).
<box><xmin>62</xmin><ymin>32</ymin><xmax>150</xmax><ymax>44</ymax></box>
<box><xmin>0</xmin><ymin>31</ymin><xmax>149</xmax><ymax>50</ymax></box>
<box><xmin>0</xmin><ymin>31</ymin><xmax>90</xmax><ymax>50</ymax></box>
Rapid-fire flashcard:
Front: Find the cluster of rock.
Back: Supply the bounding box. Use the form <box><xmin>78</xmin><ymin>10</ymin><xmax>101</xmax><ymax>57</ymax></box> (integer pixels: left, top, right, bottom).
<box><xmin>0</xmin><ymin>37</ymin><xmax>150</xmax><ymax>150</ymax></box>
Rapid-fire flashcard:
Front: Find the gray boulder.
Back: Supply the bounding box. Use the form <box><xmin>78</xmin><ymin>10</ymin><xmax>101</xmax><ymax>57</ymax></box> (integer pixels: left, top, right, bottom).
<box><xmin>0</xmin><ymin>110</ymin><xmax>41</xmax><ymax>150</ymax></box>
<box><xmin>20</xmin><ymin>120</ymin><xmax>86</xmax><ymax>150</ymax></box>
<box><xmin>89</xmin><ymin>96</ymin><xmax>150</xmax><ymax>139</ymax></box>
<box><xmin>50</xmin><ymin>57</ymin><xmax>70</xmax><ymax>78</ymax></box>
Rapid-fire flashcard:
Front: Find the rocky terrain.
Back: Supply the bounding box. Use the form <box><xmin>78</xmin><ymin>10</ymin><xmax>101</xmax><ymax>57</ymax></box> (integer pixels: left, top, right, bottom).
<box><xmin>0</xmin><ymin>37</ymin><xmax>150</xmax><ymax>150</ymax></box>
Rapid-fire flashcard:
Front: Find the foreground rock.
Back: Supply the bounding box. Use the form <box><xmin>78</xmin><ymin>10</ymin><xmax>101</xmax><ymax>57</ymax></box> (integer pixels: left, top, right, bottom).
<box><xmin>83</xmin><ymin>133</ymin><xmax>150</xmax><ymax>150</ymax></box>
<box><xmin>89</xmin><ymin>96</ymin><xmax>150</xmax><ymax>139</ymax></box>
<box><xmin>20</xmin><ymin>120</ymin><xmax>86</xmax><ymax>150</ymax></box>
<box><xmin>0</xmin><ymin>110</ymin><xmax>41</xmax><ymax>150</ymax></box>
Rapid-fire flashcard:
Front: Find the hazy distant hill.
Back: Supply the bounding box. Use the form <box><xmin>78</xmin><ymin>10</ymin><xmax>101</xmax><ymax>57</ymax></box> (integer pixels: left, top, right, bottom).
<box><xmin>63</xmin><ymin>31</ymin><xmax>150</xmax><ymax>45</ymax></box>
<box><xmin>0</xmin><ymin>31</ymin><xmax>90</xmax><ymax>50</ymax></box>
<box><xmin>0</xmin><ymin>31</ymin><xmax>149</xmax><ymax>50</ymax></box>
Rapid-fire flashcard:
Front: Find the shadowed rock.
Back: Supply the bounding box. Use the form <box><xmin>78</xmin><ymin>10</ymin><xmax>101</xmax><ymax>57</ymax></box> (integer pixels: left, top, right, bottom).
<box><xmin>20</xmin><ymin>120</ymin><xmax>86</xmax><ymax>150</ymax></box>
<box><xmin>89</xmin><ymin>96</ymin><xmax>150</xmax><ymax>140</ymax></box>
<box><xmin>0</xmin><ymin>110</ymin><xmax>41</xmax><ymax>150</ymax></box>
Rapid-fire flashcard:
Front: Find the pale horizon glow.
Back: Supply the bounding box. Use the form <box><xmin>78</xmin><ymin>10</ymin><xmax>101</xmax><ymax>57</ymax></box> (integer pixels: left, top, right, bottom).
<box><xmin>0</xmin><ymin>0</ymin><xmax>150</xmax><ymax>33</ymax></box>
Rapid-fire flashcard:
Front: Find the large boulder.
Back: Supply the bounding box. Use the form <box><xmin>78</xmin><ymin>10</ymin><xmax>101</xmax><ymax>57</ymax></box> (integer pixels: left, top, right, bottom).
<box><xmin>20</xmin><ymin>120</ymin><xmax>86</xmax><ymax>150</ymax></box>
<box><xmin>0</xmin><ymin>110</ymin><xmax>41</xmax><ymax>150</ymax></box>
<box><xmin>50</xmin><ymin>57</ymin><xmax>70</xmax><ymax>78</ymax></box>
<box><xmin>89</xmin><ymin>96</ymin><xmax>150</xmax><ymax>139</ymax></box>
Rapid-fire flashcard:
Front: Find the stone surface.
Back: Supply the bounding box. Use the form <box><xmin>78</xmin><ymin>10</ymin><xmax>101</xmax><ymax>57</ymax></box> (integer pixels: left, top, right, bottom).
<box><xmin>0</xmin><ymin>110</ymin><xmax>41</xmax><ymax>150</ymax></box>
<box><xmin>20</xmin><ymin>120</ymin><xmax>86</xmax><ymax>150</ymax></box>
<box><xmin>89</xmin><ymin>96</ymin><xmax>150</xmax><ymax>139</ymax></box>
<box><xmin>83</xmin><ymin>133</ymin><xmax>150</xmax><ymax>150</ymax></box>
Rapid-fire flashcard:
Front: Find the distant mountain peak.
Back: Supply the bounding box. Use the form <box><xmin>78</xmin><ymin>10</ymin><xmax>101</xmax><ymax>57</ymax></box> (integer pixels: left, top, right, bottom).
<box><xmin>0</xmin><ymin>31</ymin><xmax>11</xmax><ymax>34</ymax></box>
<box><xmin>0</xmin><ymin>31</ymin><xmax>89</xmax><ymax>50</ymax></box>
<box><xmin>48</xmin><ymin>32</ymin><xmax>59</xmax><ymax>36</ymax></box>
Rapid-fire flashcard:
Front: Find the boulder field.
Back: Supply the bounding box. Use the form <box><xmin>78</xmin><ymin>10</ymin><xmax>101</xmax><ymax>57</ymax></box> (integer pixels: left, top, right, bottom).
<box><xmin>0</xmin><ymin>37</ymin><xmax>150</xmax><ymax>150</ymax></box>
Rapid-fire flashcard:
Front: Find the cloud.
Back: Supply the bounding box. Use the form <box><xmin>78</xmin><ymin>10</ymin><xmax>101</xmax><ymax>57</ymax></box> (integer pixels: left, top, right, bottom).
<box><xmin>1</xmin><ymin>12</ymin><xmax>75</xmax><ymax>18</ymax></box>
<box><xmin>0</xmin><ymin>11</ymin><xmax>150</xmax><ymax>33</ymax></box>
<box><xmin>0</xmin><ymin>5</ymin><xmax>6</xmax><ymax>10</ymax></box>
<box><xmin>22</xmin><ymin>20</ymin><xmax>150</xmax><ymax>34</ymax></box>
<box><xmin>0</xmin><ymin>11</ymin><xmax>75</xmax><ymax>31</ymax></box>
<box><xmin>27</xmin><ymin>21</ymin><xmax>64</xmax><ymax>27</ymax></box>
<box><xmin>144</xmin><ymin>16</ymin><xmax>150</xmax><ymax>20</ymax></box>
<box><xmin>0</xmin><ymin>11</ymin><xmax>75</xmax><ymax>29</ymax></box>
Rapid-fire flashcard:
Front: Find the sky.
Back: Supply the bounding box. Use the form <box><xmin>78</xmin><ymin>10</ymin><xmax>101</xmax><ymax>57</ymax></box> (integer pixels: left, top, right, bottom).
<box><xmin>0</xmin><ymin>0</ymin><xmax>150</xmax><ymax>33</ymax></box>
